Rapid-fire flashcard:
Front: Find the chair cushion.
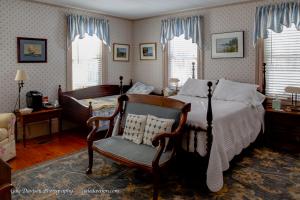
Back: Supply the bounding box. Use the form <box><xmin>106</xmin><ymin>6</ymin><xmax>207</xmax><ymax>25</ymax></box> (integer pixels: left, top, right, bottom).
<box><xmin>93</xmin><ymin>136</ymin><xmax>173</xmax><ymax>167</ymax></box>
<box><xmin>0</xmin><ymin>128</ymin><xmax>8</xmax><ymax>141</ymax></box>
<box><xmin>122</xmin><ymin>114</ymin><xmax>147</xmax><ymax>144</ymax></box>
<box><xmin>142</xmin><ymin>115</ymin><xmax>175</xmax><ymax>146</ymax></box>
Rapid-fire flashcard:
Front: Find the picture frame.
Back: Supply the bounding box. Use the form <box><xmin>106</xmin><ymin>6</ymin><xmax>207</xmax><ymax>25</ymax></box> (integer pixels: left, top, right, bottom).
<box><xmin>211</xmin><ymin>31</ymin><xmax>244</xmax><ymax>59</ymax></box>
<box><xmin>17</xmin><ymin>37</ymin><xmax>47</xmax><ymax>63</ymax></box>
<box><xmin>140</xmin><ymin>43</ymin><xmax>157</xmax><ymax>60</ymax></box>
<box><xmin>113</xmin><ymin>43</ymin><xmax>130</xmax><ymax>61</ymax></box>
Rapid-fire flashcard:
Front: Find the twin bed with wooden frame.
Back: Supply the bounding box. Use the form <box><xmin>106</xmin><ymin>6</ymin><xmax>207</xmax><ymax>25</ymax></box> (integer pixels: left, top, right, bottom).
<box><xmin>58</xmin><ymin>76</ymin><xmax>132</xmax><ymax>129</ymax></box>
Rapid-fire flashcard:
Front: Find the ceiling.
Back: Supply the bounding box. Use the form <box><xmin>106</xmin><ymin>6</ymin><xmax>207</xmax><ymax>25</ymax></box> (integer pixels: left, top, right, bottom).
<box><xmin>31</xmin><ymin>0</ymin><xmax>251</xmax><ymax>20</ymax></box>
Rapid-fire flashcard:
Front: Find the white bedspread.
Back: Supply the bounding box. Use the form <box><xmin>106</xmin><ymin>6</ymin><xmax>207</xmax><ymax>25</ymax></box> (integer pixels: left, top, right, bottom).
<box><xmin>171</xmin><ymin>95</ymin><xmax>265</xmax><ymax>192</ymax></box>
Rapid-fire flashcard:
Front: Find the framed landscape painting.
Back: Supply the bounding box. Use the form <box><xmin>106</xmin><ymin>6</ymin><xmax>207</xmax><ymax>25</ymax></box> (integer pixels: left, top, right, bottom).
<box><xmin>212</xmin><ymin>31</ymin><xmax>244</xmax><ymax>58</ymax></box>
<box><xmin>17</xmin><ymin>37</ymin><xmax>47</xmax><ymax>63</ymax></box>
<box><xmin>113</xmin><ymin>43</ymin><xmax>130</xmax><ymax>61</ymax></box>
<box><xmin>140</xmin><ymin>43</ymin><xmax>156</xmax><ymax>60</ymax></box>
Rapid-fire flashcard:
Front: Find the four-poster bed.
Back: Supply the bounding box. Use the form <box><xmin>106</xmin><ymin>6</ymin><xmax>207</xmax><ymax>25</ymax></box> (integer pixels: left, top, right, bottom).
<box><xmin>165</xmin><ymin>62</ymin><xmax>267</xmax><ymax>191</ymax></box>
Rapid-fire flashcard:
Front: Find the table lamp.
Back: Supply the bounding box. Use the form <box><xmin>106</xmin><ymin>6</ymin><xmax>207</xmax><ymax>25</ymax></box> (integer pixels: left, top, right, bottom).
<box><xmin>14</xmin><ymin>69</ymin><xmax>28</xmax><ymax>111</ymax></box>
<box><xmin>285</xmin><ymin>86</ymin><xmax>300</xmax><ymax>111</ymax></box>
<box><xmin>169</xmin><ymin>78</ymin><xmax>180</xmax><ymax>91</ymax></box>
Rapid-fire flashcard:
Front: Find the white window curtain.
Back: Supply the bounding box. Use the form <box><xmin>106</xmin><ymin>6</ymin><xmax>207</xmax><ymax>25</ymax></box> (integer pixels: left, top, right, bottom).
<box><xmin>160</xmin><ymin>16</ymin><xmax>203</xmax><ymax>49</ymax></box>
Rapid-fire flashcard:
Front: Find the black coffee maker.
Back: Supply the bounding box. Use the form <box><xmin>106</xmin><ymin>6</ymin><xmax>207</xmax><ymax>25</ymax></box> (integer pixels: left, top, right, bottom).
<box><xmin>26</xmin><ymin>91</ymin><xmax>43</xmax><ymax>111</ymax></box>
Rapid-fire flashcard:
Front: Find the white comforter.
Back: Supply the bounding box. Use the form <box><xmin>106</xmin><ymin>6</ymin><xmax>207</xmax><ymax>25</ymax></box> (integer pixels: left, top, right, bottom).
<box><xmin>171</xmin><ymin>95</ymin><xmax>265</xmax><ymax>192</ymax></box>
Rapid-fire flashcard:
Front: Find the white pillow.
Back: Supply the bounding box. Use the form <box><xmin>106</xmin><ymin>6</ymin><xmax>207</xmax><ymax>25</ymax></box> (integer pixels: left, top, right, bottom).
<box><xmin>122</xmin><ymin>114</ymin><xmax>147</xmax><ymax>144</ymax></box>
<box><xmin>142</xmin><ymin>115</ymin><xmax>175</xmax><ymax>146</ymax></box>
<box><xmin>178</xmin><ymin>78</ymin><xmax>216</xmax><ymax>98</ymax></box>
<box><xmin>127</xmin><ymin>82</ymin><xmax>155</xmax><ymax>95</ymax></box>
<box><xmin>213</xmin><ymin>79</ymin><xmax>258</xmax><ymax>105</ymax></box>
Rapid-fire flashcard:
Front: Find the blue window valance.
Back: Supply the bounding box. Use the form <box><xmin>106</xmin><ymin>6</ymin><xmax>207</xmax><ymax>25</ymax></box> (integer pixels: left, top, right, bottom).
<box><xmin>160</xmin><ymin>16</ymin><xmax>203</xmax><ymax>49</ymax></box>
<box><xmin>253</xmin><ymin>2</ymin><xmax>300</xmax><ymax>46</ymax></box>
<box><xmin>67</xmin><ymin>15</ymin><xmax>111</xmax><ymax>49</ymax></box>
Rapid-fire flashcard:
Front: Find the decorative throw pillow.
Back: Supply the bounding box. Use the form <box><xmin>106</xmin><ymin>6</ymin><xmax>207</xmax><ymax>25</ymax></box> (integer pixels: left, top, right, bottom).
<box><xmin>122</xmin><ymin>114</ymin><xmax>147</xmax><ymax>144</ymax></box>
<box><xmin>127</xmin><ymin>82</ymin><xmax>155</xmax><ymax>94</ymax></box>
<box><xmin>143</xmin><ymin>115</ymin><xmax>175</xmax><ymax>146</ymax></box>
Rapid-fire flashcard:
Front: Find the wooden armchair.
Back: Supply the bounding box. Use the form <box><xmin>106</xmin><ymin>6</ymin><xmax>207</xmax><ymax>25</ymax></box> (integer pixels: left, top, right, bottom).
<box><xmin>86</xmin><ymin>94</ymin><xmax>191</xmax><ymax>200</ymax></box>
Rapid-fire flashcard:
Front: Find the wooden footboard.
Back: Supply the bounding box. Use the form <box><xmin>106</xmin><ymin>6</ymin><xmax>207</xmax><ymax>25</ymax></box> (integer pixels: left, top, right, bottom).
<box><xmin>58</xmin><ymin>76</ymin><xmax>132</xmax><ymax>129</ymax></box>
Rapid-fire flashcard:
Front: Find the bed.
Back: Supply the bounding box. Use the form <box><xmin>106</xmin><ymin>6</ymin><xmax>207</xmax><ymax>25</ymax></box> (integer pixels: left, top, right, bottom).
<box><xmin>58</xmin><ymin>77</ymin><xmax>157</xmax><ymax>129</ymax></box>
<box><xmin>169</xmin><ymin>78</ymin><xmax>266</xmax><ymax>192</ymax></box>
<box><xmin>58</xmin><ymin>76</ymin><xmax>132</xmax><ymax>129</ymax></box>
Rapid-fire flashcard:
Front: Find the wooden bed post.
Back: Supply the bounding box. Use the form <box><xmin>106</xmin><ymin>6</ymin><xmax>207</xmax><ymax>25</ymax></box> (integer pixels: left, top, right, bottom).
<box><xmin>58</xmin><ymin>85</ymin><xmax>62</xmax><ymax>105</ymax></box>
<box><xmin>129</xmin><ymin>79</ymin><xmax>133</xmax><ymax>87</ymax></box>
<box><xmin>192</xmin><ymin>62</ymin><xmax>195</xmax><ymax>79</ymax></box>
<box><xmin>262</xmin><ymin>63</ymin><xmax>266</xmax><ymax>95</ymax></box>
<box><xmin>206</xmin><ymin>82</ymin><xmax>213</xmax><ymax>159</ymax></box>
<box><xmin>119</xmin><ymin>76</ymin><xmax>124</xmax><ymax>95</ymax></box>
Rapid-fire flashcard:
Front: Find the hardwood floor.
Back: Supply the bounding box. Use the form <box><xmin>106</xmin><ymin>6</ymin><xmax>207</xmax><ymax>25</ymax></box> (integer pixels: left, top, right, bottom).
<box><xmin>8</xmin><ymin>129</ymin><xmax>87</xmax><ymax>172</ymax></box>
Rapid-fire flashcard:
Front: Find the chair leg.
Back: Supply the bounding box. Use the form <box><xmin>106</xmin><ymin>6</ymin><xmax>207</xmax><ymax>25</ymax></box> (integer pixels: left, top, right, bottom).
<box><xmin>153</xmin><ymin>169</ymin><xmax>160</xmax><ymax>200</ymax></box>
<box><xmin>86</xmin><ymin>144</ymin><xmax>93</xmax><ymax>174</ymax></box>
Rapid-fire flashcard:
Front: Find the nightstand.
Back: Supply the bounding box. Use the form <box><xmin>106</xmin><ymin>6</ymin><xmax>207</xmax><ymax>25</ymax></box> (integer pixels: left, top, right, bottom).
<box><xmin>15</xmin><ymin>108</ymin><xmax>62</xmax><ymax>147</ymax></box>
<box><xmin>265</xmin><ymin>105</ymin><xmax>300</xmax><ymax>153</ymax></box>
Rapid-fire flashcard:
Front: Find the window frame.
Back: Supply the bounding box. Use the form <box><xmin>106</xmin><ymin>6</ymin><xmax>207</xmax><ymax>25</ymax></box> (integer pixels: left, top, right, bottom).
<box><xmin>163</xmin><ymin>37</ymin><xmax>202</xmax><ymax>88</ymax></box>
<box><xmin>257</xmin><ymin>26</ymin><xmax>300</xmax><ymax>97</ymax></box>
<box><xmin>67</xmin><ymin>37</ymin><xmax>108</xmax><ymax>91</ymax></box>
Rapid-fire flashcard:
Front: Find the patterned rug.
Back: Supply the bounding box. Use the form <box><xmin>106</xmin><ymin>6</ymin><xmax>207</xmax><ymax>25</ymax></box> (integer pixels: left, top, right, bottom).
<box><xmin>12</xmin><ymin>147</ymin><xmax>300</xmax><ymax>200</ymax></box>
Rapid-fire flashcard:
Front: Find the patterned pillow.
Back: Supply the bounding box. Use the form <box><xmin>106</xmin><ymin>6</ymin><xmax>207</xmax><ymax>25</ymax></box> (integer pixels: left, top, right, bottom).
<box><xmin>143</xmin><ymin>115</ymin><xmax>175</xmax><ymax>146</ymax></box>
<box><xmin>127</xmin><ymin>82</ymin><xmax>155</xmax><ymax>94</ymax></box>
<box><xmin>122</xmin><ymin>114</ymin><xmax>147</xmax><ymax>144</ymax></box>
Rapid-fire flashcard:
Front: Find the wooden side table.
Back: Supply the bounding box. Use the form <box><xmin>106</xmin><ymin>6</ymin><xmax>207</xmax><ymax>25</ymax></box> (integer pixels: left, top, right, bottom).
<box><xmin>265</xmin><ymin>104</ymin><xmax>300</xmax><ymax>153</ymax></box>
<box><xmin>16</xmin><ymin>108</ymin><xmax>62</xmax><ymax>147</ymax></box>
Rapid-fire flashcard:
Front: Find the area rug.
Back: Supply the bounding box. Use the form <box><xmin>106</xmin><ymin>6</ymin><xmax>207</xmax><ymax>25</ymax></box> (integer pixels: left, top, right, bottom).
<box><xmin>12</xmin><ymin>147</ymin><xmax>300</xmax><ymax>200</ymax></box>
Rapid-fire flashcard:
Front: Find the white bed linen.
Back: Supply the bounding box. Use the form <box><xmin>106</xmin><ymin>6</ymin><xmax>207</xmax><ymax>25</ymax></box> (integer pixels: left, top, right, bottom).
<box><xmin>171</xmin><ymin>95</ymin><xmax>265</xmax><ymax>192</ymax></box>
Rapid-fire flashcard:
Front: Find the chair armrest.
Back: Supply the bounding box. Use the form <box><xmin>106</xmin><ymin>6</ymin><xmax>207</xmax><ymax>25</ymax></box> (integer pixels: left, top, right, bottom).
<box><xmin>87</xmin><ymin>115</ymin><xmax>116</xmax><ymax>128</ymax></box>
<box><xmin>152</xmin><ymin>113</ymin><xmax>188</xmax><ymax>147</ymax></box>
<box><xmin>152</xmin><ymin>131</ymin><xmax>178</xmax><ymax>147</ymax></box>
<box><xmin>86</xmin><ymin>100</ymin><xmax>123</xmax><ymax>142</ymax></box>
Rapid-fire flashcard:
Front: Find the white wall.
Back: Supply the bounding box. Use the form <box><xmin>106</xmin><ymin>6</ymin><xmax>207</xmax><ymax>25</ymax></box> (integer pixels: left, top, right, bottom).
<box><xmin>132</xmin><ymin>0</ymin><xmax>281</xmax><ymax>91</ymax></box>
<box><xmin>0</xmin><ymin>0</ymin><xmax>133</xmax><ymax>113</ymax></box>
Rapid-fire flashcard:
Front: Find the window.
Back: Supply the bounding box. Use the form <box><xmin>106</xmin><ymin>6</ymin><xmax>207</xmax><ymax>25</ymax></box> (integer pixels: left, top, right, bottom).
<box><xmin>72</xmin><ymin>34</ymin><xmax>102</xmax><ymax>90</ymax></box>
<box><xmin>264</xmin><ymin>24</ymin><xmax>300</xmax><ymax>98</ymax></box>
<box><xmin>168</xmin><ymin>35</ymin><xmax>198</xmax><ymax>87</ymax></box>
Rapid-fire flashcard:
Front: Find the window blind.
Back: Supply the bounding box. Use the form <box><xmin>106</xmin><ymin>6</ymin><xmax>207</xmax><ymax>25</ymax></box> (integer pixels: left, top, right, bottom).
<box><xmin>168</xmin><ymin>35</ymin><xmax>197</xmax><ymax>86</ymax></box>
<box><xmin>264</xmin><ymin>25</ymin><xmax>300</xmax><ymax>98</ymax></box>
<box><xmin>72</xmin><ymin>34</ymin><xmax>102</xmax><ymax>90</ymax></box>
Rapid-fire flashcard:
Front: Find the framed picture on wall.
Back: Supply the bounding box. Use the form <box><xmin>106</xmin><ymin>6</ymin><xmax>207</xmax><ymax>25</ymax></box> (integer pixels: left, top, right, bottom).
<box><xmin>211</xmin><ymin>31</ymin><xmax>244</xmax><ymax>59</ymax></box>
<box><xmin>17</xmin><ymin>37</ymin><xmax>47</xmax><ymax>63</ymax></box>
<box><xmin>113</xmin><ymin>43</ymin><xmax>130</xmax><ymax>61</ymax></box>
<box><xmin>140</xmin><ymin>43</ymin><xmax>157</xmax><ymax>60</ymax></box>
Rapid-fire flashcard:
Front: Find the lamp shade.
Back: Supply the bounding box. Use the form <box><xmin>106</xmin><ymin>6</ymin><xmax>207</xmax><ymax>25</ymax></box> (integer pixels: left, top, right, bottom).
<box><xmin>285</xmin><ymin>86</ymin><xmax>300</xmax><ymax>93</ymax></box>
<box><xmin>169</xmin><ymin>78</ymin><xmax>180</xmax><ymax>84</ymax></box>
<box><xmin>15</xmin><ymin>69</ymin><xmax>28</xmax><ymax>81</ymax></box>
